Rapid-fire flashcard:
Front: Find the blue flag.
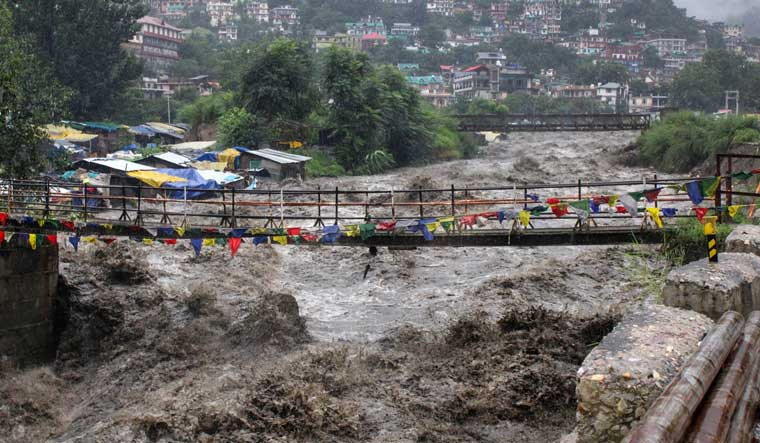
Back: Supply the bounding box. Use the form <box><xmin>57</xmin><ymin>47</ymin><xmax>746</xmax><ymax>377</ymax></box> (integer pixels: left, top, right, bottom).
<box><xmin>231</xmin><ymin>228</ymin><xmax>248</xmax><ymax>238</ymax></box>
<box><xmin>191</xmin><ymin>239</ymin><xmax>202</xmax><ymax>256</ymax></box>
<box><xmin>686</xmin><ymin>181</ymin><xmax>704</xmax><ymax>205</ymax></box>
<box><xmin>253</xmin><ymin>235</ymin><xmax>268</xmax><ymax>245</ymax></box>
<box><xmin>68</xmin><ymin>236</ymin><xmax>80</xmax><ymax>252</ymax></box>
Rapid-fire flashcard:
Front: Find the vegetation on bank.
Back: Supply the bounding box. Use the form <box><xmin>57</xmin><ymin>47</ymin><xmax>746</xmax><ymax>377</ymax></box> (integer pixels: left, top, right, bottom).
<box><xmin>635</xmin><ymin>112</ymin><xmax>760</xmax><ymax>173</ymax></box>
<box><xmin>662</xmin><ymin>219</ymin><xmax>736</xmax><ymax>265</ymax></box>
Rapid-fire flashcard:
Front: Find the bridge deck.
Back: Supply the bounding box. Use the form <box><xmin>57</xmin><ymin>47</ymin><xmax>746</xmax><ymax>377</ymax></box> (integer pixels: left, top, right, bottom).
<box><xmin>456</xmin><ymin>113</ymin><xmax>652</xmax><ymax>132</ymax></box>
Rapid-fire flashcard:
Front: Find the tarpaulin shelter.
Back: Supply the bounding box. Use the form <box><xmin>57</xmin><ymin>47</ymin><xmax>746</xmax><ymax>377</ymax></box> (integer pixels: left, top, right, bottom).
<box><xmin>44</xmin><ymin>125</ymin><xmax>99</xmax><ymax>144</ymax></box>
<box><xmin>195</xmin><ymin>152</ymin><xmax>219</xmax><ymax>162</ymax></box>
<box><xmin>127</xmin><ymin>170</ymin><xmax>188</xmax><ymax>188</ymax></box>
<box><xmin>196</xmin><ymin>170</ymin><xmax>244</xmax><ymax>188</ymax></box>
<box><xmin>218</xmin><ymin>148</ymin><xmax>241</xmax><ymax>169</ymax></box>
<box><xmin>155</xmin><ymin>168</ymin><xmax>221</xmax><ymax>199</ymax></box>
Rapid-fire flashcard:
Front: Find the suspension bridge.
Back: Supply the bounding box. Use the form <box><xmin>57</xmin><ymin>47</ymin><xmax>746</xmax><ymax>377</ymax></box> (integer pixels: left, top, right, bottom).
<box><xmin>455</xmin><ymin>113</ymin><xmax>652</xmax><ymax>132</ymax></box>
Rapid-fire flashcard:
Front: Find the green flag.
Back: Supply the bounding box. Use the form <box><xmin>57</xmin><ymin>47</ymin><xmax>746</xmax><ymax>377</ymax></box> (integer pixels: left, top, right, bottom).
<box><xmin>700</xmin><ymin>177</ymin><xmax>721</xmax><ymax>197</ymax></box>
<box><xmin>569</xmin><ymin>200</ymin><xmax>590</xmax><ymax>213</ymax></box>
<box><xmin>359</xmin><ymin>223</ymin><xmax>376</xmax><ymax>240</ymax></box>
<box><xmin>628</xmin><ymin>191</ymin><xmax>645</xmax><ymax>202</ymax></box>
<box><xmin>732</xmin><ymin>171</ymin><xmax>754</xmax><ymax>180</ymax></box>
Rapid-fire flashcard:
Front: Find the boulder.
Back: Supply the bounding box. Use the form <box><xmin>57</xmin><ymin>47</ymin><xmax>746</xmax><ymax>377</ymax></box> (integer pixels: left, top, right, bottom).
<box><xmin>725</xmin><ymin>225</ymin><xmax>760</xmax><ymax>256</ymax></box>
<box><xmin>663</xmin><ymin>252</ymin><xmax>760</xmax><ymax>319</ymax></box>
<box><xmin>576</xmin><ymin>304</ymin><xmax>712</xmax><ymax>443</ymax></box>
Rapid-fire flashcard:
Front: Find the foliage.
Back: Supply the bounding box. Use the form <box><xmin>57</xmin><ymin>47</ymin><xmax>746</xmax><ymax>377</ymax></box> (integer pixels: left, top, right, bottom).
<box><xmin>610</xmin><ymin>0</ymin><xmax>699</xmax><ymax>41</ymax></box>
<box><xmin>218</xmin><ymin>107</ymin><xmax>268</xmax><ymax>148</ymax></box>
<box><xmin>9</xmin><ymin>0</ymin><xmax>147</xmax><ymax>119</ymax></box>
<box><xmin>662</xmin><ymin>219</ymin><xmax>735</xmax><ymax>265</ymax></box>
<box><xmin>500</xmin><ymin>34</ymin><xmax>578</xmax><ymax>76</ymax></box>
<box><xmin>237</xmin><ymin>39</ymin><xmax>318</xmax><ymax>130</ymax></box>
<box><xmin>636</xmin><ymin>112</ymin><xmax>760</xmax><ymax>173</ymax></box>
<box><xmin>178</xmin><ymin>92</ymin><xmax>233</xmax><ymax>139</ymax></box>
<box><xmin>561</xmin><ymin>1</ymin><xmax>600</xmax><ymax>34</ymax></box>
<box><xmin>0</xmin><ymin>4</ymin><xmax>70</xmax><ymax>176</ymax></box>
<box><xmin>292</xmin><ymin>149</ymin><xmax>345</xmax><ymax>177</ymax></box>
<box><xmin>503</xmin><ymin>93</ymin><xmax>612</xmax><ymax>114</ymax></box>
<box><xmin>671</xmin><ymin>50</ymin><xmax>760</xmax><ymax>113</ymax></box>
<box><xmin>460</xmin><ymin>98</ymin><xmax>509</xmax><ymax>115</ymax></box>
<box><xmin>574</xmin><ymin>60</ymin><xmax>630</xmax><ymax>86</ymax></box>
<box><xmin>640</xmin><ymin>46</ymin><xmax>665</xmax><ymax>69</ymax></box>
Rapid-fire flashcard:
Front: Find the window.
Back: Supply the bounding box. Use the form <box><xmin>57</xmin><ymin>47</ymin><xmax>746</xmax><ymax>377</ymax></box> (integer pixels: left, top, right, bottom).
<box><xmin>249</xmin><ymin>159</ymin><xmax>261</xmax><ymax>169</ymax></box>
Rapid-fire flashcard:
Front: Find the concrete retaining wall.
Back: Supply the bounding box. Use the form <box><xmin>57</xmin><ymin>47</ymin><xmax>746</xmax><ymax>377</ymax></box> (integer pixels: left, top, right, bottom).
<box><xmin>0</xmin><ymin>244</ymin><xmax>59</xmax><ymax>366</ymax></box>
<box><xmin>575</xmin><ymin>305</ymin><xmax>712</xmax><ymax>443</ymax></box>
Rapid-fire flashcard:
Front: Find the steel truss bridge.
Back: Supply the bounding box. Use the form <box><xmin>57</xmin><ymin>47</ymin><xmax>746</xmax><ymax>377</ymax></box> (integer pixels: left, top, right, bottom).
<box><xmin>456</xmin><ymin>113</ymin><xmax>652</xmax><ymax>132</ymax></box>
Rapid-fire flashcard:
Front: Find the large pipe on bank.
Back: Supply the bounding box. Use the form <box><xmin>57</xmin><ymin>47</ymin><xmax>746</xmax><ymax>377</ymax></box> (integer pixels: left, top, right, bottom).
<box><xmin>623</xmin><ymin>311</ymin><xmax>744</xmax><ymax>443</ymax></box>
<box><xmin>684</xmin><ymin>311</ymin><xmax>760</xmax><ymax>443</ymax></box>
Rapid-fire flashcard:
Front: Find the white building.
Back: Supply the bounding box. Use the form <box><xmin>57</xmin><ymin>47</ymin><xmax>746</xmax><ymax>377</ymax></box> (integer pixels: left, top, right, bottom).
<box><xmin>244</xmin><ymin>1</ymin><xmax>269</xmax><ymax>23</ymax></box>
<box><xmin>271</xmin><ymin>5</ymin><xmax>300</xmax><ymax>32</ymax></box>
<box><xmin>597</xmin><ymin>82</ymin><xmax>626</xmax><ymax>109</ymax></box>
<box><xmin>427</xmin><ymin>0</ymin><xmax>453</xmax><ymax>16</ymax></box>
<box><xmin>207</xmin><ymin>1</ymin><xmax>234</xmax><ymax>27</ymax></box>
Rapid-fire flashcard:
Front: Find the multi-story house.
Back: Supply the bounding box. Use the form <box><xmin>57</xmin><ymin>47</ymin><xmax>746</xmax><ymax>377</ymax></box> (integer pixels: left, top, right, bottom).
<box><xmin>597</xmin><ymin>82</ymin><xmax>627</xmax><ymax>110</ymax></box>
<box><xmin>628</xmin><ymin>94</ymin><xmax>669</xmax><ymax>113</ymax></box>
<box><xmin>549</xmin><ymin>84</ymin><xmax>597</xmax><ymax>100</ymax></box>
<box><xmin>491</xmin><ymin>2</ymin><xmax>508</xmax><ymax>23</ymax></box>
<box><xmin>313</xmin><ymin>31</ymin><xmax>362</xmax><ymax>53</ymax></box>
<box><xmin>218</xmin><ymin>24</ymin><xmax>238</xmax><ymax>41</ymax></box>
<box><xmin>427</xmin><ymin>0</ymin><xmax>454</xmax><ymax>16</ymax></box>
<box><xmin>406</xmin><ymin>75</ymin><xmax>454</xmax><ymax>108</ymax></box>
<box><xmin>207</xmin><ymin>1</ymin><xmax>234</xmax><ymax>27</ymax></box>
<box><xmin>346</xmin><ymin>17</ymin><xmax>386</xmax><ymax>37</ymax></box>
<box><xmin>645</xmin><ymin>38</ymin><xmax>687</xmax><ymax>57</ymax></box>
<box><xmin>390</xmin><ymin>23</ymin><xmax>420</xmax><ymax>40</ymax></box>
<box><xmin>271</xmin><ymin>5</ymin><xmax>300</xmax><ymax>33</ymax></box>
<box><xmin>453</xmin><ymin>65</ymin><xmax>498</xmax><ymax>100</ymax></box>
<box><xmin>123</xmin><ymin>16</ymin><xmax>184</xmax><ymax>71</ymax></box>
<box><xmin>245</xmin><ymin>1</ymin><xmax>270</xmax><ymax>23</ymax></box>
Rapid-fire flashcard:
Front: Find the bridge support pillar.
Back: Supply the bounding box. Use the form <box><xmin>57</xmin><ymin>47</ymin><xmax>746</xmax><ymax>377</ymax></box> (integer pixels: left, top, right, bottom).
<box><xmin>0</xmin><ymin>244</ymin><xmax>59</xmax><ymax>366</ymax></box>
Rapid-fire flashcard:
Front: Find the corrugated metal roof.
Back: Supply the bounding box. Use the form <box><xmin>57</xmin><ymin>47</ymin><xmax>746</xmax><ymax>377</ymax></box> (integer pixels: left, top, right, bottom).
<box><xmin>152</xmin><ymin>152</ymin><xmax>193</xmax><ymax>165</ymax></box>
<box><xmin>77</xmin><ymin>158</ymin><xmax>155</xmax><ymax>172</ymax></box>
<box><xmin>248</xmin><ymin>148</ymin><xmax>311</xmax><ymax>164</ymax></box>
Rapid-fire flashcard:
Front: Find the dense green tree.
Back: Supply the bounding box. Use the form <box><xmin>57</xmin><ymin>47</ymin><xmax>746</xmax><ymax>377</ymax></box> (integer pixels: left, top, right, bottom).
<box><xmin>574</xmin><ymin>61</ymin><xmax>629</xmax><ymax>85</ymax></box>
<box><xmin>562</xmin><ymin>2</ymin><xmax>600</xmax><ymax>34</ymax></box>
<box><xmin>670</xmin><ymin>63</ymin><xmax>722</xmax><ymax>112</ymax></box>
<box><xmin>217</xmin><ymin>107</ymin><xmax>268</xmax><ymax>147</ymax></box>
<box><xmin>610</xmin><ymin>0</ymin><xmax>699</xmax><ymax>41</ymax></box>
<box><xmin>640</xmin><ymin>46</ymin><xmax>665</xmax><ymax>69</ymax></box>
<box><xmin>705</xmin><ymin>29</ymin><xmax>726</xmax><ymax>50</ymax></box>
<box><xmin>9</xmin><ymin>0</ymin><xmax>148</xmax><ymax>119</ymax></box>
<box><xmin>237</xmin><ymin>39</ymin><xmax>317</xmax><ymax>124</ymax></box>
<box><xmin>0</xmin><ymin>5</ymin><xmax>70</xmax><ymax>176</ymax></box>
<box><xmin>419</xmin><ymin>23</ymin><xmax>446</xmax><ymax>49</ymax></box>
<box><xmin>500</xmin><ymin>34</ymin><xmax>578</xmax><ymax>76</ymax></box>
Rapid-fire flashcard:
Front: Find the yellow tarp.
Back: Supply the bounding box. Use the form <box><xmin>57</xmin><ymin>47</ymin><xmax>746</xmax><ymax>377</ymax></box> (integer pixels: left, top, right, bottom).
<box><xmin>127</xmin><ymin>171</ymin><xmax>188</xmax><ymax>188</ymax></box>
<box><xmin>218</xmin><ymin>148</ymin><xmax>240</xmax><ymax>170</ymax></box>
<box><xmin>44</xmin><ymin>124</ymin><xmax>99</xmax><ymax>143</ymax></box>
<box><xmin>191</xmin><ymin>161</ymin><xmax>227</xmax><ymax>171</ymax></box>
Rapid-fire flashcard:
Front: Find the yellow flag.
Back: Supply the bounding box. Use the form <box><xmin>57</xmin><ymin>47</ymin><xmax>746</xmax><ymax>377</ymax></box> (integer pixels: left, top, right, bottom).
<box><xmin>37</xmin><ymin>219</ymin><xmax>46</xmax><ymax>227</ymax></box>
<box><xmin>272</xmin><ymin>235</ymin><xmax>288</xmax><ymax>245</ymax></box>
<box><xmin>344</xmin><ymin>225</ymin><xmax>359</xmax><ymax>237</ymax></box>
<box><xmin>608</xmin><ymin>195</ymin><xmax>619</xmax><ymax>207</ymax></box>
<box><xmin>174</xmin><ymin>226</ymin><xmax>186</xmax><ymax>237</ymax></box>
<box><xmin>29</xmin><ymin>234</ymin><xmax>37</xmax><ymax>250</ymax></box>
<box><xmin>728</xmin><ymin>205</ymin><xmax>741</xmax><ymax>219</ymax></box>
<box><xmin>519</xmin><ymin>210</ymin><xmax>531</xmax><ymax>227</ymax></box>
<box><xmin>426</xmin><ymin>222</ymin><xmax>440</xmax><ymax>233</ymax></box>
<box><xmin>646</xmin><ymin>207</ymin><xmax>663</xmax><ymax>228</ymax></box>
<box><xmin>102</xmin><ymin>224</ymin><xmax>113</xmax><ymax>231</ymax></box>
<box><xmin>83</xmin><ymin>236</ymin><xmax>98</xmax><ymax>244</ymax></box>
<box><xmin>143</xmin><ymin>238</ymin><xmax>154</xmax><ymax>246</ymax></box>
<box><xmin>202</xmin><ymin>238</ymin><xmax>215</xmax><ymax>247</ymax></box>
<box><xmin>250</xmin><ymin>227</ymin><xmax>267</xmax><ymax>235</ymax></box>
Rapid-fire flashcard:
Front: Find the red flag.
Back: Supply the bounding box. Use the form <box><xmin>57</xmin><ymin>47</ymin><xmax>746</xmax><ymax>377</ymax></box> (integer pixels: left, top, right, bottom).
<box><xmin>643</xmin><ymin>188</ymin><xmax>662</xmax><ymax>203</ymax></box>
<box><xmin>616</xmin><ymin>206</ymin><xmax>627</xmax><ymax>214</ymax></box>
<box><xmin>46</xmin><ymin>234</ymin><xmax>57</xmax><ymax>245</ymax></box>
<box><xmin>229</xmin><ymin>237</ymin><xmax>242</xmax><ymax>257</ymax></box>
<box><xmin>0</xmin><ymin>213</ymin><xmax>6</xmax><ymax>226</ymax></box>
<box><xmin>102</xmin><ymin>238</ymin><xmax>117</xmax><ymax>245</ymax></box>
<box><xmin>287</xmin><ymin>227</ymin><xmax>301</xmax><ymax>236</ymax></box>
<box><xmin>551</xmin><ymin>204</ymin><xmax>569</xmax><ymax>218</ymax></box>
<box><xmin>694</xmin><ymin>207</ymin><xmax>708</xmax><ymax>222</ymax></box>
<box><xmin>546</xmin><ymin>197</ymin><xmax>561</xmax><ymax>205</ymax></box>
<box><xmin>301</xmin><ymin>233</ymin><xmax>318</xmax><ymax>242</ymax></box>
<box><xmin>377</xmin><ymin>221</ymin><xmax>397</xmax><ymax>231</ymax></box>
<box><xmin>60</xmin><ymin>220</ymin><xmax>75</xmax><ymax>231</ymax></box>
<box><xmin>460</xmin><ymin>215</ymin><xmax>476</xmax><ymax>226</ymax></box>
<box><xmin>163</xmin><ymin>239</ymin><xmax>177</xmax><ymax>245</ymax></box>
<box><xmin>479</xmin><ymin>211</ymin><xmax>500</xmax><ymax>219</ymax></box>
<box><xmin>0</xmin><ymin>231</ymin><xmax>4</xmax><ymax>244</ymax></box>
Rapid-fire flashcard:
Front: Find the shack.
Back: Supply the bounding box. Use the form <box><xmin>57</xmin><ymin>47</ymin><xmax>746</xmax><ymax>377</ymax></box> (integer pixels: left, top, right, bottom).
<box><xmin>136</xmin><ymin>152</ymin><xmax>193</xmax><ymax>169</ymax></box>
<box><xmin>70</xmin><ymin>158</ymin><xmax>157</xmax><ymax>198</ymax></box>
<box><xmin>234</xmin><ymin>148</ymin><xmax>311</xmax><ymax>180</ymax></box>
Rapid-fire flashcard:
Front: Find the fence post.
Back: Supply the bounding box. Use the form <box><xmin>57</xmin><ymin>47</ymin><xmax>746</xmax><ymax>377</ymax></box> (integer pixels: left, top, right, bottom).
<box><xmin>43</xmin><ymin>176</ymin><xmax>50</xmax><ymax>217</ymax></box>
<box><xmin>365</xmin><ymin>192</ymin><xmax>369</xmax><ymax>222</ymax></box>
<box><xmin>391</xmin><ymin>188</ymin><xmax>396</xmax><ymax>221</ymax></box>
<box><xmin>231</xmin><ymin>187</ymin><xmax>236</xmax><ymax>228</ymax></box>
<box><xmin>577</xmin><ymin>179</ymin><xmax>582</xmax><ymax>201</ymax></box>
<box><xmin>523</xmin><ymin>185</ymin><xmax>528</xmax><ymax>210</ymax></box>
<box><xmin>418</xmin><ymin>189</ymin><xmax>424</xmax><ymax>219</ymax></box>
<box><xmin>83</xmin><ymin>183</ymin><xmax>88</xmax><ymax>223</ymax></box>
<box><xmin>451</xmin><ymin>184</ymin><xmax>455</xmax><ymax>217</ymax></box>
<box><xmin>135</xmin><ymin>183</ymin><xmax>142</xmax><ymax>225</ymax></box>
<box><xmin>705</xmin><ymin>218</ymin><xmax>719</xmax><ymax>263</ymax></box>
<box><xmin>334</xmin><ymin>187</ymin><xmax>339</xmax><ymax>226</ymax></box>
<box><xmin>715</xmin><ymin>155</ymin><xmax>722</xmax><ymax>223</ymax></box>
<box><xmin>119</xmin><ymin>182</ymin><xmax>129</xmax><ymax>221</ymax></box>
<box><xmin>314</xmin><ymin>185</ymin><xmax>323</xmax><ymax>227</ymax></box>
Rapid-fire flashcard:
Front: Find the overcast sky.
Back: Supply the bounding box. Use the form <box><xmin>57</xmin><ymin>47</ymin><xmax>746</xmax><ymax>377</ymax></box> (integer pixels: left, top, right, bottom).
<box><xmin>673</xmin><ymin>0</ymin><xmax>752</xmax><ymax>20</ymax></box>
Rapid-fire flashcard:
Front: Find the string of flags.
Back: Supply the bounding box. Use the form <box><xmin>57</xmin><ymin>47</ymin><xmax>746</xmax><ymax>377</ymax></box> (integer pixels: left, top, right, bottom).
<box><xmin>1</xmin><ymin>173</ymin><xmax>759</xmax><ymax>256</ymax></box>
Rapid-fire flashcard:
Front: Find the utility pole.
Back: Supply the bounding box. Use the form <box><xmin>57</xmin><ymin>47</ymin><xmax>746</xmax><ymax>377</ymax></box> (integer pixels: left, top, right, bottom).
<box><xmin>167</xmin><ymin>94</ymin><xmax>172</xmax><ymax>124</ymax></box>
<box><xmin>725</xmin><ymin>90</ymin><xmax>739</xmax><ymax>115</ymax></box>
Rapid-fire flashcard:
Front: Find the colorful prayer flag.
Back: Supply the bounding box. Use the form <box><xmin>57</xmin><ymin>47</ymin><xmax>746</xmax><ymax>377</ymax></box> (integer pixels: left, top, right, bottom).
<box><xmin>37</xmin><ymin>219</ymin><xmax>46</xmax><ymax>227</ymax></box>
<box><xmin>646</xmin><ymin>208</ymin><xmax>663</xmax><ymax>228</ymax></box>
<box><xmin>143</xmin><ymin>238</ymin><xmax>154</xmax><ymax>246</ymax></box>
<box><xmin>0</xmin><ymin>231</ymin><xmax>4</xmax><ymax>245</ymax></box>
<box><xmin>700</xmin><ymin>177</ymin><xmax>721</xmax><ymax>198</ymax></box>
<box><xmin>163</xmin><ymin>239</ymin><xmax>177</xmax><ymax>245</ymax></box>
<box><xmin>551</xmin><ymin>203</ymin><xmax>569</xmax><ymax>218</ymax></box>
<box><xmin>46</xmin><ymin>234</ymin><xmax>57</xmax><ymax>245</ymax></box>
<box><xmin>0</xmin><ymin>213</ymin><xmax>6</xmax><ymax>226</ymax></box>
<box><xmin>439</xmin><ymin>217</ymin><xmax>455</xmax><ymax>232</ymax></box>
<box><xmin>694</xmin><ymin>207</ymin><xmax>709</xmax><ymax>223</ymax></box>
<box><xmin>69</xmin><ymin>236</ymin><xmax>80</xmax><ymax>251</ymax></box>
<box><xmin>519</xmin><ymin>210</ymin><xmax>531</xmax><ymax>227</ymax></box>
<box><xmin>618</xmin><ymin>193</ymin><xmax>638</xmax><ymax>217</ymax></box>
<box><xmin>287</xmin><ymin>227</ymin><xmax>302</xmax><ymax>237</ymax></box>
<box><xmin>733</xmin><ymin>171</ymin><xmax>754</xmax><ymax>180</ymax></box>
<box><xmin>359</xmin><ymin>223</ymin><xmax>376</xmax><ymax>240</ymax></box>
<box><xmin>253</xmin><ymin>235</ymin><xmax>268</xmax><ymax>245</ymax></box>
<box><xmin>728</xmin><ymin>205</ymin><xmax>742</xmax><ymax>219</ymax></box>
<box><xmin>272</xmin><ymin>235</ymin><xmax>288</xmax><ymax>245</ymax></box>
<box><xmin>175</xmin><ymin>226</ymin><xmax>186</xmax><ymax>237</ymax></box>
<box><xmin>29</xmin><ymin>234</ymin><xmax>37</xmax><ymax>250</ymax></box>
<box><xmin>229</xmin><ymin>237</ymin><xmax>242</xmax><ymax>257</ymax></box>
<box><xmin>686</xmin><ymin>181</ymin><xmax>704</xmax><ymax>205</ymax></box>
<box><xmin>191</xmin><ymin>239</ymin><xmax>202</xmax><ymax>256</ymax></box>
<box><xmin>643</xmin><ymin>188</ymin><xmax>662</xmax><ymax>203</ymax></box>
<box><xmin>202</xmin><ymin>238</ymin><xmax>215</xmax><ymax>247</ymax></box>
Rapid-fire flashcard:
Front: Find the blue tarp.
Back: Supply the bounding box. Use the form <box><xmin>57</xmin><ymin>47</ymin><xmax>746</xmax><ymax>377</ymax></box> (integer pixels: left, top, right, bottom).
<box><xmin>129</xmin><ymin>125</ymin><xmax>156</xmax><ymax>137</ymax></box>
<box><xmin>121</xmin><ymin>143</ymin><xmax>138</xmax><ymax>151</ymax></box>
<box><xmin>195</xmin><ymin>152</ymin><xmax>218</xmax><ymax>162</ymax></box>
<box><xmin>156</xmin><ymin>168</ymin><xmax>220</xmax><ymax>199</ymax></box>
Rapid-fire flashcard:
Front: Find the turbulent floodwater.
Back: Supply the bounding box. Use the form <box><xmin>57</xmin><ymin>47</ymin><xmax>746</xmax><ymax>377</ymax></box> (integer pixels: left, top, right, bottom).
<box><xmin>1</xmin><ymin>130</ymin><xmax>671</xmax><ymax>443</ymax></box>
